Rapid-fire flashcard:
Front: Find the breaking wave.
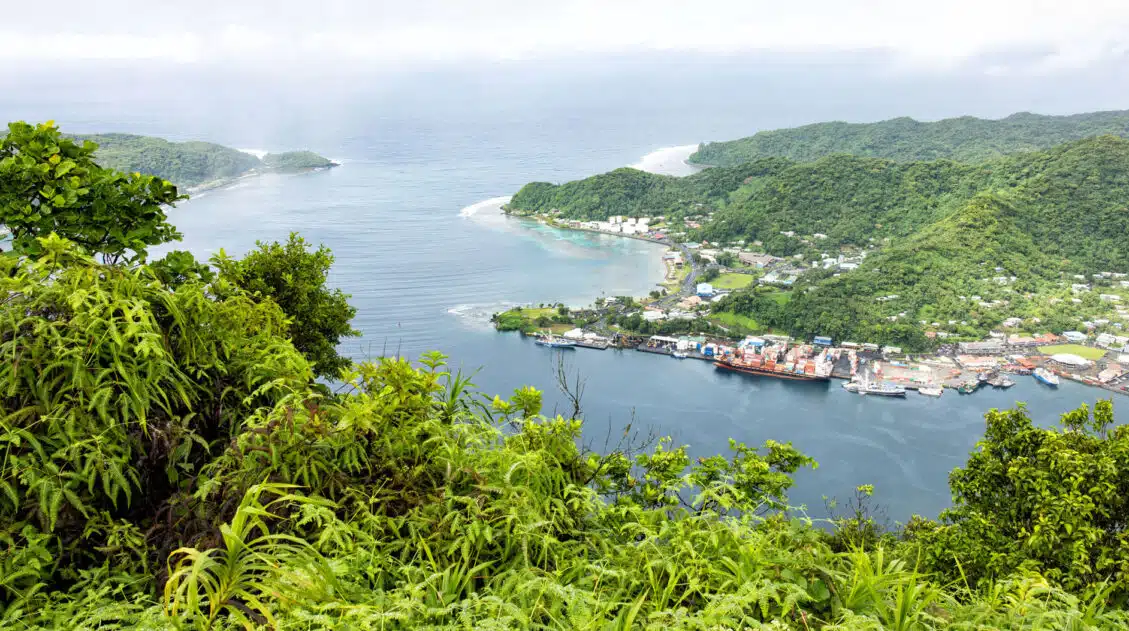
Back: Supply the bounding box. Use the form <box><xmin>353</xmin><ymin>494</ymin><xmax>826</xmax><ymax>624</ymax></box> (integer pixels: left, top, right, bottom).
<box><xmin>459</xmin><ymin>195</ymin><xmax>511</xmax><ymax>217</ymax></box>
<box><xmin>629</xmin><ymin>144</ymin><xmax>702</xmax><ymax>176</ymax></box>
<box><xmin>238</xmin><ymin>148</ymin><xmax>269</xmax><ymax>159</ymax></box>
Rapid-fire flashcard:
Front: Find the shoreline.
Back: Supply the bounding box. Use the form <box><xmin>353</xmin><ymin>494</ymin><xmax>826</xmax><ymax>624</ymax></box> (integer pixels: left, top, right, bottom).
<box><xmin>504</xmin><ymin>210</ymin><xmax>686</xmax><ymax>291</ymax></box>
<box><xmin>185</xmin><ymin>163</ymin><xmax>340</xmax><ymax>196</ymax></box>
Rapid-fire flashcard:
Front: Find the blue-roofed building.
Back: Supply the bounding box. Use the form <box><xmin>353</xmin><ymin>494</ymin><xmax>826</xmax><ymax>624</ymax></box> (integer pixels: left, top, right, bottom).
<box><xmin>696</xmin><ymin>283</ymin><xmax>714</xmax><ymax>297</ymax></box>
<box><xmin>813</xmin><ymin>336</ymin><xmax>833</xmax><ymax>346</ymax></box>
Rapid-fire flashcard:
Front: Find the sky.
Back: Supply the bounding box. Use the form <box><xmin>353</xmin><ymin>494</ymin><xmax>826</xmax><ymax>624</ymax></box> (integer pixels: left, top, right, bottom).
<box><xmin>3</xmin><ymin>0</ymin><xmax>1129</xmax><ymax>74</ymax></box>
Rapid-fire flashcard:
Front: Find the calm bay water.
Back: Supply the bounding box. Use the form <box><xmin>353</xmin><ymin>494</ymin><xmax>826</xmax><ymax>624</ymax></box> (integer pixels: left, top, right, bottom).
<box><xmin>168</xmin><ymin>148</ymin><xmax>1103</xmax><ymax>523</ymax></box>
<box><xmin>7</xmin><ymin>63</ymin><xmax>1119</xmax><ymax>520</ymax></box>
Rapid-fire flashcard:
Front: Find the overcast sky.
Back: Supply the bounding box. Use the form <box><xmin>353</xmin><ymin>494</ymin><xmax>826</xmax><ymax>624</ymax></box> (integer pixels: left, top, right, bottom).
<box><xmin>4</xmin><ymin>0</ymin><xmax>1129</xmax><ymax>73</ymax></box>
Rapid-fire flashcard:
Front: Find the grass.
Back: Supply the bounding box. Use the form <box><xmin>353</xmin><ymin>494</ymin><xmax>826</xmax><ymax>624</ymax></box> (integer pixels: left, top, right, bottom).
<box><xmin>1037</xmin><ymin>344</ymin><xmax>1107</xmax><ymax>360</ymax></box>
<box><xmin>495</xmin><ymin>306</ymin><xmax>574</xmax><ymax>334</ymax></box>
<box><xmin>765</xmin><ymin>290</ymin><xmax>792</xmax><ymax>306</ymax></box>
<box><xmin>711</xmin><ymin>273</ymin><xmax>755</xmax><ymax>290</ymax></box>
<box><xmin>710</xmin><ymin>311</ymin><xmax>760</xmax><ymax>331</ymax></box>
<box><xmin>663</xmin><ymin>264</ymin><xmax>690</xmax><ymax>290</ymax></box>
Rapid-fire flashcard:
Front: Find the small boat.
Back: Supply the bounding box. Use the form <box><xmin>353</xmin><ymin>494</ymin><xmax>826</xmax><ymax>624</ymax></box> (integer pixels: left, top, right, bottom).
<box><xmin>918</xmin><ymin>386</ymin><xmax>943</xmax><ymax>397</ymax></box>
<box><xmin>859</xmin><ymin>381</ymin><xmax>907</xmax><ymax>397</ymax></box>
<box><xmin>1034</xmin><ymin>367</ymin><xmax>1059</xmax><ymax>387</ymax></box>
<box><xmin>958</xmin><ymin>380</ymin><xmax>979</xmax><ymax>394</ymax></box>
<box><xmin>534</xmin><ymin>336</ymin><xmax>577</xmax><ymax>349</ymax></box>
<box><xmin>988</xmin><ymin>375</ymin><xmax>1015</xmax><ymax>389</ymax></box>
<box><xmin>842</xmin><ymin>381</ymin><xmax>860</xmax><ymax>392</ymax></box>
<box><xmin>672</xmin><ymin>351</ymin><xmax>688</xmax><ymax>359</ymax></box>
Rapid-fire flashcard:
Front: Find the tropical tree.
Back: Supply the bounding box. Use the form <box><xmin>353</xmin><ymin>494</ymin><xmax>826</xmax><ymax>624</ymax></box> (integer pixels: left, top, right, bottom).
<box><xmin>0</xmin><ymin>121</ymin><xmax>182</xmax><ymax>263</ymax></box>
<box><xmin>216</xmin><ymin>232</ymin><xmax>359</xmax><ymax>379</ymax></box>
<box><xmin>909</xmin><ymin>400</ymin><xmax>1129</xmax><ymax>601</ymax></box>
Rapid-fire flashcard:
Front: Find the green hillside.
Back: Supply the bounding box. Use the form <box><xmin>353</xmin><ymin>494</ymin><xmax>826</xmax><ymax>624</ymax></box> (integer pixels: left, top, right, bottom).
<box><xmin>508</xmin><ymin>159</ymin><xmax>790</xmax><ymax>220</ymax></box>
<box><xmin>76</xmin><ymin>133</ymin><xmax>262</xmax><ymax>188</ymax></box>
<box><xmin>72</xmin><ymin>133</ymin><xmax>337</xmax><ymax>188</ymax></box>
<box><xmin>5</xmin><ymin>121</ymin><xmax>1129</xmax><ymax>629</ymax></box>
<box><xmin>509</xmin><ymin>135</ymin><xmax>1129</xmax><ymax>348</ymax></box>
<box><xmin>262</xmin><ymin>150</ymin><xmax>337</xmax><ymax>170</ymax></box>
<box><xmin>690</xmin><ymin>109</ymin><xmax>1129</xmax><ymax>166</ymax></box>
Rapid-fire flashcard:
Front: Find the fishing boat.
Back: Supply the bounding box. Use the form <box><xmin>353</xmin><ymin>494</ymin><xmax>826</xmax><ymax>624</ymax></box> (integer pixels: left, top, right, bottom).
<box><xmin>672</xmin><ymin>351</ymin><xmax>688</xmax><ymax>359</ymax></box>
<box><xmin>534</xmin><ymin>335</ymin><xmax>577</xmax><ymax>349</ymax></box>
<box><xmin>1033</xmin><ymin>367</ymin><xmax>1060</xmax><ymax>387</ymax></box>
<box><xmin>842</xmin><ymin>381</ymin><xmax>860</xmax><ymax>392</ymax></box>
<box><xmin>988</xmin><ymin>375</ymin><xmax>1015</xmax><ymax>389</ymax></box>
<box><xmin>918</xmin><ymin>386</ymin><xmax>943</xmax><ymax>397</ymax></box>
<box><xmin>958</xmin><ymin>380</ymin><xmax>979</xmax><ymax>394</ymax></box>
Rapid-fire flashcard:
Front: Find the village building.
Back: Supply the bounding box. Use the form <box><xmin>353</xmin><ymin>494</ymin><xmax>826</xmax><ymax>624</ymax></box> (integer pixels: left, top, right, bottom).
<box><xmin>958</xmin><ymin>340</ymin><xmax>1004</xmax><ymax>355</ymax></box>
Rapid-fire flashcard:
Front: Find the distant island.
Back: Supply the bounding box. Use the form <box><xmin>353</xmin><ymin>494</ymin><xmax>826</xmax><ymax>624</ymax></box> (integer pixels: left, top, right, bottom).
<box><xmin>72</xmin><ymin>133</ymin><xmax>338</xmax><ymax>190</ymax></box>
<box><xmin>689</xmin><ymin>109</ymin><xmax>1129</xmax><ymax>166</ymax></box>
<box><xmin>506</xmin><ymin>109</ymin><xmax>1129</xmax><ymax>352</ymax></box>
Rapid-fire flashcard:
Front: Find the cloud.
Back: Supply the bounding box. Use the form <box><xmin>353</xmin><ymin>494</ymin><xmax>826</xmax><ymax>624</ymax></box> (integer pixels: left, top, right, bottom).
<box><xmin>3</xmin><ymin>0</ymin><xmax>1129</xmax><ymax>72</ymax></box>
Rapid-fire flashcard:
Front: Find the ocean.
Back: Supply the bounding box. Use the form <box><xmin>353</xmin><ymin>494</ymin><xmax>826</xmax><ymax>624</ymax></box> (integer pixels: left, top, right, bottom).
<box><xmin>4</xmin><ymin>61</ymin><xmax>1115</xmax><ymax>520</ymax></box>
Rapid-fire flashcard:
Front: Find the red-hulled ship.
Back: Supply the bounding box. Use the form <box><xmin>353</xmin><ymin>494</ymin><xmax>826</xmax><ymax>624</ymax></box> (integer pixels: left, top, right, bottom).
<box><xmin>714</xmin><ymin>339</ymin><xmax>834</xmax><ymax>382</ymax></box>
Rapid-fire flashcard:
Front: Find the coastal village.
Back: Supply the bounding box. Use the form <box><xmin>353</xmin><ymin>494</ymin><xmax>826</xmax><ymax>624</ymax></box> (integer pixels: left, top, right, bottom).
<box><xmin>496</xmin><ymin>211</ymin><xmax>1129</xmax><ymax>400</ymax></box>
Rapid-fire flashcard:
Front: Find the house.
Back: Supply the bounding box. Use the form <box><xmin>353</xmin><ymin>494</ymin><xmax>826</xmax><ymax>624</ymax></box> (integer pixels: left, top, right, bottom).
<box><xmin>696</xmin><ymin>283</ymin><xmax>715</xmax><ymax>298</ymax></box>
<box><xmin>1100</xmin><ymin>294</ymin><xmax>1122</xmax><ymax>303</ymax></box>
<box><xmin>1001</xmin><ymin>317</ymin><xmax>1024</xmax><ymax>328</ymax></box>
<box><xmin>738</xmin><ymin>252</ymin><xmax>781</xmax><ymax>269</ymax></box>
<box><xmin>1096</xmin><ymin>333</ymin><xmax>1118</xmax><ymax>348</ymax></box>
<box><xmin>1063</xmin><ymin>331</ymin><xmax>1088</xmax><ymax>343</ymax></box>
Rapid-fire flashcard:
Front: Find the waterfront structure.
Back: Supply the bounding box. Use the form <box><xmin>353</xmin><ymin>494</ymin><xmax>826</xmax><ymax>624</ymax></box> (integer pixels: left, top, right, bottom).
<box><xmin>1050</xmin><ymin>353</ymin><xmax>1093</xmax><ymax>369</ymax></box>
<box><xmin>959</xmin><ymin>340</ymin><xmax>1004</xmax><ymax>355</ymax></box>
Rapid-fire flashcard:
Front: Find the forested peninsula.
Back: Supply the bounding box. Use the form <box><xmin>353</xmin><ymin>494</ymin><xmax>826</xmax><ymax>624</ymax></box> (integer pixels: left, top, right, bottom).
<box><xmin>72</xmin><ymin>132</ymin><xmax>338</xmax><ymax>189</ymax></box>
<box><xmin>689</xmin><ymin>109</ymin><xmax>1129</xmax><ymax>166</ymax></box>
<box><xmin>508</xmin><ymin>111</ymin><xmax>1129</xmax><ymax>350</ymax></box>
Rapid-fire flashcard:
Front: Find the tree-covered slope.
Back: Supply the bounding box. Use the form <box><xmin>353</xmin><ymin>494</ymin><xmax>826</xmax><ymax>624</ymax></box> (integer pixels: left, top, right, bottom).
<box><xmin>690</xmin><ymin>109</ymin><xmax>1129</xmax><ymax>166</ymax></box>
<box><xmin>72</xmin><ymin>133</ymin><xmax>337</xmax><ymax>188</ymax></box>
<box><xmin>76</xmin><ymin>133</ymin><xmax>263</xmax><ymax>188</ymax></box>
<box><xmin>728</xmin><ymin>194</ymin><xmax>1058</xmax><ymax>348</ymax></box>
<box><xmin>703</xmin><ymin>136</ymin><xmax>1129</xmax><ymax>268</ymax></box>
<box><xmin>262</xmin><ymin>150</ymin><xmax>337</xmax><ymax>170</ymax></box>
<box><xmin>508</xmin><ymin>159</ymin><xmax>790</xmax><ymax>220</ymax></box>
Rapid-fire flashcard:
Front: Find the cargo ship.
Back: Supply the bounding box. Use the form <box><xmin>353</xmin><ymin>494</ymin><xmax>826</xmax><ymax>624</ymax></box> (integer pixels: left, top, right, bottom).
<box><xmin>714</xmin><ymin>339</ymin><xmax>833</xmax><ymax>382</ymax></box>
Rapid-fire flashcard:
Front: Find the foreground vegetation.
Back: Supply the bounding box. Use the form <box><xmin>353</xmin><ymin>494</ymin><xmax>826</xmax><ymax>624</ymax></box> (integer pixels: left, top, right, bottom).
<box><xmin>71</xmin><ymin>132</ymin><xmax>336</xmax><ymax>188</ymax></box>
<box><xmin>689</xmin><ymin>109</ymin><xmax>1129</xmax><ymax>166</ymax></box>
<box><xmin>4</xmin><ymin>121</ymin><xmax>1129</xmax><ymax>629</ymax></box>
